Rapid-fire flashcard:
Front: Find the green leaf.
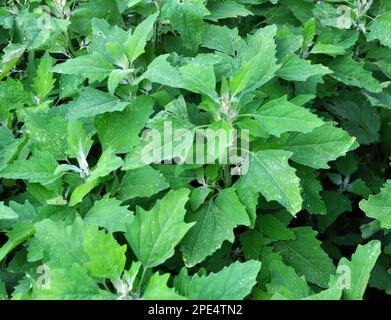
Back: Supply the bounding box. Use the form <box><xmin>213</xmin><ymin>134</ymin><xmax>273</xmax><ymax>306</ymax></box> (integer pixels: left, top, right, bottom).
<box><xmin>90</xmin><ymin>18</ymin><xmax>128</xmax><ymax>65</ymax></box>
<box><xmin>329</xmin><ymin>54</ymin><xmax>383</xmax><ymax>93</ymax></box>
<box><xmin>107</xmin><ymin>69</ymin><xmax>129</xmax><ymax>95</ymax></box>
<box><xmin>283</xmin><ymin>123</ymin><xmax>357</xmax><ymax>169</ymax></box>
<box><xmin>302</xmin><ymin>283</ymin><xmax>342</xmax><ymax>300</ymax></box>
<box><xmin>0</xmin><ymin>78</ymin><xmax>32</xmax><ymax>111</ymax></box>
<box><xmin>360</xmin><ymin>181</ymin><xmax>391</xmax><ymax>229</ymax></box>
<box><xmin>257</xmin><ymin>215</ymin><xmax>296</xmax><ymax>241</ymax></box>
<box><xmin>125</xmin><ymin>12</ymin><xmax>159</xmax><ymax>63</ymax></box>
<box><xmin>202</xmin><ymin>24</ymin><xmax>243</xmax><ymax>55</ymax></box>
<box><xmin>273</xmin><ymin>227</ymin><xmax>336</xmax><ymax>288</ymax></box>
<box><xmin>266</xmin><ymin>259</ymin><xmax>311</xmax><ymax>300</ymax></box>
<box><xmin>138</xmin><ymin>54</ymin><xmax>184</xmax><ymax>88</ymax></box>
<box><xmin>179</xmin><ymin>61</ymin><xmax>218</xmax><ymax>101</ymax></box>
<box><xmin>161</xmin><ymin>0</ymin><xmax>210</xmax><ymax>52</ymax></box>
<box><xmin>230</xmin><ymin>25</ymin><xmax>279</xmax><ymax>95</ymax></box>
<box><xmin>311</xmin><ymin>30</ymin><xmax>359</xmax><ymax>56</ymax></box>
<box><xmin>206</xmin><ymin>0</ymin><xmax>253</xmax><ymax>21</ymax></box>
<box><xmin>119</xmin><ymin>166</ymin><xmax>169</xmax><ymax>201</ymax></box>
<box><xmin>0</xmin><ymin>224</ymin><xmax>35</xmax><ymax>263</ymax></box>
<box><xmin>0</xmin><ymin>280</ymin><xmax>7</xmax><ymax>300</ymax></box>
<box><xmin>241</xmin><ymin>150</ymin><xmax>303</xmax><ymax>215</ymax></box>
<box><xmin>189</xmin><ymin>187</ymin><xmax>212</xmax><ymax>212</ymax></box>
<box><xmin>0</xmin><ymin>43</ymin><xmax>26</xmax><ymax>80</ymax></box>
<box><xmin>87</xmin><ymin>148</ymin><xmax>124</xmax><ymax>182</ymax></box>
<box><xmin>66</xmin><ymin>120</ymin><xmax>93</xmax><ymax>160</ymax></box>
<box><xmin>0</xmin><ymin>201</ymin><xmax>37</xmax><ymax>231</ymax></box>
<box><xmin>0</xmin><ymin>202</ymin><xmax>18</xmax><ymax>220</ymax></box>
<box><xmin>327</xmin><ymin>96</ymin><xmax>381</xmax><ymax>145</ymax></box>
<box><xmin>34</xmin><ymin>52</ymin><xmax>55</xmax><ymax>103</ymax></box>
<box><xmin>84</xmin><ymin>196</ymin><xmax>134</xmax><ymax>233</ymax></box>
<box><xmin>65</xmin><ymin>88</ymin><xmax>129</xmax><ymax>120</ymax></box>
<box><xmin>15</xmin><ymin>11</ymin><xmax>70</xmax><ymax>50</ymax></box>
<box><xmin>240</xmin><ymin>229</ymin><xmax>264</xmax><ymax>260</ymax></box>
<box><xmin>235</xmin><ymin>180</ymin><xmax>259</xmax><ymax>228</ymax></box>
<box><xmin>24</xmin><ymin>110</ymin><xmax>68</xmax><ymax>159</ymax></box>
<box><xmin>295</xmin><ymin>165</ymin><xmax>326</xmax><ymax>215</ymax></box>
<box><xmin>367</xmin><ymin>11</ymin><xmax>391</xmax><ymax>49</ymax></box>
<box><xmin>95</xmin><ymin>96</ymin><xmax>154</xmax><ymax>154</ymax></box>
<box><xmin>255</xmin><ymin>96</ymin><xmax>324</xmax><ymax>137</ymax></box>
<box><xmin>69</xmin><ymin>177</ymin><xmax>105</xmax><ymax>207</ymax></box>
<box><xmin>125</xmin><ymin>189</ymin><xmax>193</xmax><ymax>268</ymax></box>
<box><xmin>32</xmin><ymin>264</ymin><xmax>115</xmax><ymax>300</ymax></box>
<box><xmin>337</xmin><ymin>240</ymin><xmax>381</xmax><ymax>300</ymax></box>
<box><xmin>312</xmin><ymin>2</ymin><xmax>353</xmax><ymax>29</ymax></box>
<box><xmin>83</xmin><ymin>225</ymin><xmax>126</xmax><ymax>279</ymax></box>
<box><xmin>318</xmin><ymin>191</ymin><xmax>352</xmax><ymax>232</ymax></box>
<box><xmin>0</xmin><ymin>130</ymin><xmax>27</xmax><ymax>172</ymax></box>
<box><xmin>52</xmin><ymin>52</ymin><xmax>114</xmax><ymax>83</ymax></box>
<box><xmin>174</xmin><ymin>260</ymin><xmax>261</xmax><ymax>300</ymax></box>
<box><xmin>276</xmin><ymin>54</ymin><xmax>332</xmax><ymax>81</ymax></box>
<box><xmin>0</xmin><ymin>151</ymin><xmax>61</xmax><ymax>185</ymax></box>
<box><xmin>143</xmin><ymin>272</ymin><xmax>186</xmax><ymax>300</ymax></box>
<box><xmin>180</xmin><ymin>188</ymin><xmax>250</xmax><ymax>267</ymax></box>
<box><xmin>31</xmin><ymin>217</ymin><xmax>88</xmax><ymax>268</ymax></box>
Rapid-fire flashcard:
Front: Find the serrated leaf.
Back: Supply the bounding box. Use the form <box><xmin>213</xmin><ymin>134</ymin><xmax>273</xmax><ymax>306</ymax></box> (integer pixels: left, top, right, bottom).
<box><xmin>337</xmin><ymin>241</ymin><xmax>381</xmax><ymax>300</ymax></box>
<box><xmin>125</xmin><ymin>12</ymin><xmax>158</xmax><ymax>63</ymax></box>
<box><xmin>180</xmin><ymin>188</ymin><xmax>250</xmax><ymax>267</ymax></box>
<box><xmin>276</xmin><ymin>54</ymin><xmax>332</xmax><ymax>81</ymax></box>
<box><xmin>34</xmin><ymin>52</ymin><xmax>55</xmax><ymax>103</ymax></box>
<box><xmin>230</xmin><ymin>25</ymin><xmax>279</xmax><ymax>95</ymax></box>
<box><xmin>179</xmin><ymin>61</ymin><xmax>218</xmax><ymax>101</ymax></box>
<box><xmin>125</xmin><ymin>189</ymin><xmax>193</xmax><ymax>268</ymax></box>
<box><xmin>52</xmin><ymin>53</ymin><xmax>114</xmax><ymax>83</ymax></box>
<box><xmin>174</xmin><ymin>260</ymin><xmax>261</xmax><ymax>300</ymax></box>
<box><xmin>283</xmin><ymin>123</ymin><xmax>357</xmax><ymax>169</ymax></box>
<box><xmin>241</xmin><ymin>150</ymin><xmax>303</xmax><ymax>215</ymax></box>
<box><xmin>96</xmin><ymin>95</ymin><xmax>154</xmax><ymax>154</ymax></box>
<box><xmin>0</xmin><ymin>78</ymin><xmax>32</xmax><ymax>111</ymax></box>
<box><xmin>273</xmin><ymin>227</ymin><xmax>336</xmax><ymax>288</ymax></box>
<box><xmin>84</xmin><ymin>196</ymin><xmax>134</xmax><ymax>233</ymax></box>
<box><xmin>360</xmin><ymin>181</ymin><xmax>391</xmax><ymax>229</ymax></box>
<box><xmin>257</xmin><ymin>215</ymin><xmax>296</xmax><ymax>241</ymax></box>
<box><xmin>119</xmin><ymin>166</ymin><xmax>168</xmax><ymax>201</ymax></box>
<box><xmin>329</xmin><ymin>54</ymin><xmax>382</xmax><ymax>93</ymax></box>
<box><xmin>0</xmin><ymin>43</ymin><xmax>26</xmax><ymax>80</ymax></box>
<box><xmin>0</xmin><ymin>151</ymin><xmax>61</xmax><ymax>185</ymax></box>
<box><xmin>83</xmin><ymin>226</ymin><xmax>126</xmax><ymax>279</ymax></box>
<box><xmin>32</xmin><ymin>264</ymin><xmax>115</xmax><ymax>300</ymax></box>
<box><xmin>295</xmin><ymin>165</ymin><xmax>326</xmax><ymax>215</ymax></box>
<box><xmin>138</xmin><ymin>54</ymin><xmax>184</xmax><ymax>88</ymax></box>
<box><xmin>255</xmin><ymin>95</ymin><xmax>324</xmax><ymax>137</ymax></box>
<box><xmin>367</xmin><ymin>11</ymin><xmax>391</xmax><ymax>49</ymax></box>
<box><xmin>65</xmin><ymin>88</ymin><xmax>129</xmax><ymax>120</ymax></box>
<box><xmin>0</xmin><ymin>224</ymin><xmax>35</xmax><ymax>263</ymax></box>
<box><xmin>311</xmin><ymin>30</ymin><xmax>359</xmax><ymax>56</ymax></box>
<box><xmin>143</xmin><ymin>272</ymin><xmax>186</xmax><ymax>300</ymax></box>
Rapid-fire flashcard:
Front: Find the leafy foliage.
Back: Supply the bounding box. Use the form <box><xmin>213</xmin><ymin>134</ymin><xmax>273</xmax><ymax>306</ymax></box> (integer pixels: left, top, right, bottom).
<box><xmin>0</xmin><ymin>0</ymin><xmax>390</xmax><ymax>301</ymax></box>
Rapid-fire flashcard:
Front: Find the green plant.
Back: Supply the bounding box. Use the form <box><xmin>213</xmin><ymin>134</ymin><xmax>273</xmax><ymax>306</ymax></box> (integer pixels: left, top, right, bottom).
<box><xmin>0</xmin><ymin>0</ymin><xmax>390</xmax><ymax>300</ymax></box>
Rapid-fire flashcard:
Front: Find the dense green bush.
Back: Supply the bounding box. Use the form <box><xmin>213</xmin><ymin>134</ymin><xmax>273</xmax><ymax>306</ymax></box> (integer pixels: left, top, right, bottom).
<box><xmin>0</xmin><ymin>0</ymin><xmax>390</xmax><ymax>300</ymax></box>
